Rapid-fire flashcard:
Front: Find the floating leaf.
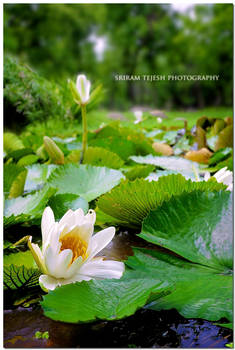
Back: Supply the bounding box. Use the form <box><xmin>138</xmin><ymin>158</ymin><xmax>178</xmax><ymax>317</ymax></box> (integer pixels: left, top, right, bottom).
<box><xmin>24</xmin><ymin>164</ymin><xmax>58</xmax><ymax>193</ymax></box>
<box><xmin>139</xmin><ymin>191</ymin><xmax>232</xmax><ymax>270</ymax></box>
<box><xmin>4</xmin><ymin>186</ymin><xmax>57</xmax><ymax>227</ymax></box>
<box><xmin>127</xmin><ymin>248</ymin><xmax>232</xmax><ymax>323</ymax></box>
<box><xmin>48</xmin><ymin>194</ymin><xmax>88</xmax><ymax>220</ymax></box>
<box><xmin>130</xmin><ymin>154</ymin><xmax>200</xmax><ymax>178</ymax></box>
<box><xmin>132</xmin><ymin>191</ymin><xmax>233</xmax><ymax>323</ymax></box>
<box><xmin>41</xmin><ymin>270</ymin><xmax>170</xmax><ymax>323</ymax></box>
<box><xmin>47</xmin><ymin>164</ymin><xmax>125</xmax><ymax>202</ymax></box>
<box><xmin>90</xmin><ymin>135</ymin><xmax>136</xmax><ymax>160</ymax></box>
<box><xmin>83</xmin><ymin>147</ymin><xmax>124</xmax><ymax>169</ymax></box>
<box><xmin>125</xmin><ymin>165</ymin><xmax>155</xmax><ymax>181</ymax></box>
<box><xmin>97</xmin><ymin>175</ymin><xmax>226</xmax><ymax>228</ymax></box>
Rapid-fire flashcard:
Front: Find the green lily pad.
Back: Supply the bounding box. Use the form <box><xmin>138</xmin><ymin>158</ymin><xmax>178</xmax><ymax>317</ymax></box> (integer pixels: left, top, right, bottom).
<box><xmin>84</xmin><ymin>147</ymin><xmax>124</xmax><ymax>169</ymax></box>
<box><xmin>24</xmin><ymin>164</ymin><xmax>58</xmax><ymax>193</ymax></box>
<box><xmin>41</xmin><ymin>270</ymin><xmax>170</xmax><ymax>323</ymax></box>
<box><xmin>131</xmin><ymin>190</ymin><xmax>233</xmax><ymax>323</ymax></box>
<box><xmin>48</xmin><ymin>194</ymin><xmax>88</xmax><ymax>220</ymax></box>
<box><xmin>139</xmin><ymin>191</ymin><xmax>232</xmax><ymax>270</ymax></box>
<box><xmin>126</xmin><ymin>248</ymin><xmax>232</xmax><ymax>323</ymax></box>
<box><xmin>47</xmin><ymin>164</ymin><xmax>125</xmax><ymax>202</ymax></box>
<box><xmin>130</xmin><ymin>155</ymin><xmax>200</xmax><ymax>178</ymax></box>
<box><xmin>4</xmin><ymin>186</ymin><xmax>57</xmax><ymax>227</ymax></box>
<box><xmin>125</xmin><ymin>165</ymin><xmax>155</xmax><ymax>181</ymax></box>
<box><xmin>97</xmin><ymin>174</ymin><xmax>226</xmax><ymax>228</ymax></box>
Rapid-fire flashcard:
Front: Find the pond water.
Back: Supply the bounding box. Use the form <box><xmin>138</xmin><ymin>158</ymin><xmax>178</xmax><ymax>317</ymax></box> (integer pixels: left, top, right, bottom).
<box><xmin>4</xmin><ymin>232</ymin><xmax>233</xmax><ymax>348</ymax></box>
<box><xmin>4</xmin><ymin>307</ymin><xmax>232</xmax><ymax>348</ymax></box>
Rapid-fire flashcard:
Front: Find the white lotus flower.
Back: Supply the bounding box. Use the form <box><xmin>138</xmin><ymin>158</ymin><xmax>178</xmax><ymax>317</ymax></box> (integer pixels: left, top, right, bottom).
<box><xmin>28</xmin><ymin>207</ymin><xmax>125</xmax><ymax>291</ymax></box>
<box><xmin>76</xmin><ymin>74</ymin><xmax>91</xmax><ymax>105</ymax></box>
<box><xmin>204</xmin><ymin>167</ymin><xmax>233</xmax><ymax>191</ymax></box>
<box><xmin>133</xmin><ymin>110</ymin><xmax>143</xmax><ymax>124</ymax></box>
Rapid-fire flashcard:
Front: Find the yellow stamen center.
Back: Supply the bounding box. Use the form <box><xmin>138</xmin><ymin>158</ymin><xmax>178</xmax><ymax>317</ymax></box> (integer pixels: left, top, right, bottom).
<box><xmin>60</xmin><ymin>233</ymin><xmax>88</xmax><ymax>263</ymax></box>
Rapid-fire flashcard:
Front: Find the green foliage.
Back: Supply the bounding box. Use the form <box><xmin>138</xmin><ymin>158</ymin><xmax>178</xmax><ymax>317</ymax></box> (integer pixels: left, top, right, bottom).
<box><xmin>4</xmin><ymin>132</ymin><xmax>24</xmax><ymax>154</ymax></box>
<box><xmin>139</xmin><ymin>191</ymin><xmax>232</xmax><ymax>269</ymax></box>
<box><xmin>208</xmin><ymin>147</ymin><xmax>232</xmax><ymax>166</ymax></box>
<box><xmin>130</xmin><ymin>155</ymin><xmax>199</xmax><ymax>179</ymax></box>
<box><xmin>4</xmin><ymin>250</ymin><xmax>40</xmax><ymax>291</ymax></box>
<box><xmin>4</xmin><ymin>186</ymin><xmax>57</xmax><ymax>227</ymax></box>
<box><xmin>4</xmin><ymin>55</ymin><xmax>73</xmax><ymax>124</ymax></box>
<box><xmin>97</xmin><ymin>174</ymin><xmax>226</xmax><ymax>228</ymax></box>
<box><xmin>125</xmin><ymin>165</ymin><xmax>155</xmax><ymax>181</ymax></box>
<box><xmin>90</xmin><ymin>124</ymin><xmax>153</xmax><ymax>160</ymax></box>
<box><xmin>127</xmin><ymin>249</ymin><xmax>232</xmax><ymax>323</ymax></box>
<box><xmin>83</xmin><ymin>147</ymin><xmax>124</xmax><ymax>169</ymax></box>
<box><xmin>17</xmin><ymin>154</ymin><xmax>39</xmax><ymax>166</ymax></box>
<box><xmin>48</xmin><ymin>194</ymin><xmax>88</xmax><ymax>220</ymax></box>
<box><xmin>47</xmin><ymin>164</ymin><xmax>125</xmax><ymax>202</ymax></box>
<box><xmin>125</xmin><ymin>192</ymin><xmax>233</xmax><ymax>324</ymax></box>
<box><xmin>4</xmin><ymin>265</ymin><xmax>40</xmax><ymax>290</ymax></box>
<box><xmin>4</xmin><ymin>4</ymin><xmax>233</xmax><ymax>108</ymax></box>
<box><xmin>8</xmin><ymin>169</ymin><xmax>27</xmax><ymax>198</ymax></box>
<box><xmin>24</xmin><ymin>164</ymin><xmax>58</xmax><ymax>193</ymax></box>
<box><xmin>4</xmin><ymin>164</ymin><xmax>26</xmax><ymax>196</ymax></box>
<box><xmin>41</xmin><ymin>270</ymin><xmax>170</xmax><ymax>323</ymax></box>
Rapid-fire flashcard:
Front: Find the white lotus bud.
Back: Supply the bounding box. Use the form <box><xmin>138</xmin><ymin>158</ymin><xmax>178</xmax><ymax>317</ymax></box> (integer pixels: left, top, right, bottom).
<box><xmin>76</xmin><ymin>74</ymin><xmax>91</xmax><ymax>105</ymax></box>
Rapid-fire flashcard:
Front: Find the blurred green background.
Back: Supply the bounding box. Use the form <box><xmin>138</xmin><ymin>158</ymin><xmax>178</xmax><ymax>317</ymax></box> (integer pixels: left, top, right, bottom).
<box><xmin>4</xmin><ymin>3</ymin><xmax>233</xmax><ymax>111</ymax></box>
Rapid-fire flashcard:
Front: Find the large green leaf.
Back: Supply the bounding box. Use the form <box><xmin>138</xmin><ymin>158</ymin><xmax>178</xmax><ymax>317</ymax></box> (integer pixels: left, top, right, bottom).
<box><xmin>128</xmin><ymin>191</ymin><xmax>233</xmax><ymax>323</ymax></box>
<box><xmin>41</xmin><ymin>270</ymin><xmax>170</xmax><ymax>323</ymax></box>
<box><xmin>24</xmin><ymin>164</ymin><xmax>58</xmax><ymax>193</ymax></box>
<box><xmin>48</xmin><ymin>194</ymin><xmax>88</xmax><ymax>220</ymax></box>
<box><xmin>47</xmin><ymin>164</ymin><xmax>125</xmax><ymax>202</ymax></box>
<box><xmin>130</xmin><ymin>155</ymin><xmax>200</xmax><ymax>178</ymax></box>
<box><xmin>4</xmin><ymin>186</ymin><xmax>56</xmax><ymax>227</ymax></box>
<box><xmin>126</xmin><ymin>248</ymin><xmax>232</xmax><ymax>323</ymax></box>
<box><xmin>139</xmin><ymin>191</ymin><xmax>232</xmax><ymax>270</ymax></box>
<box><xmin>90</xmin><ymin>124</ymin><xmax>153</xmax><ymax>160</ymax></box>
<box><xmin>90</xmin><ymin>135</ymin><xmax>136</xmax><ymax>160</ymax></box>
<box><xmin>97</xmin><ymin>174</ymin><xmax>226</xmax><ymax>228</ymax></box>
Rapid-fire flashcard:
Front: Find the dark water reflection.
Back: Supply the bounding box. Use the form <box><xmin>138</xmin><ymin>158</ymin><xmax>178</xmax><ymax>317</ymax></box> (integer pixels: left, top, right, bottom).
<box><xmin>4</xmin><ymin>307</ymin><xmax>232</xmax><ymax>348</ymax></box>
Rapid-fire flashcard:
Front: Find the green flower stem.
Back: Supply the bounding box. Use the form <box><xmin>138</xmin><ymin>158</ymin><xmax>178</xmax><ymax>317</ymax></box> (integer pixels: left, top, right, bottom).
<box><xmin>80</xmin><ymin>105</ymin><xmax>87</xmax><ymax>164</ymax></box>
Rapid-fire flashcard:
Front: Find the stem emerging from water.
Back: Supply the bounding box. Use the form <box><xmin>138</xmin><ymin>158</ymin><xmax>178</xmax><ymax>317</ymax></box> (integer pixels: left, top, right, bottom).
<box><xmin>80</xmin><ymin>105</ymin><xmax>87</xmax><ymax>164</ymax></box>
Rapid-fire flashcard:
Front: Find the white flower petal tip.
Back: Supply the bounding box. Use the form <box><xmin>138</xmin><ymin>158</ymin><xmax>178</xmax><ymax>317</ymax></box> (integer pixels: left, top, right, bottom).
<box><xmin>204</xmin><ymin>167</ymin><xmax>233</xmax><ymax>191</ymax></box>
<box><xmin>76</xmin><ymin>74</ymin><xmax>91</xmax><ymax>105</ymax></box>
<box><xmin>29</xmin><ymin>208</ymin><xmax>122</xmax><ymax>292</ymax></box>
